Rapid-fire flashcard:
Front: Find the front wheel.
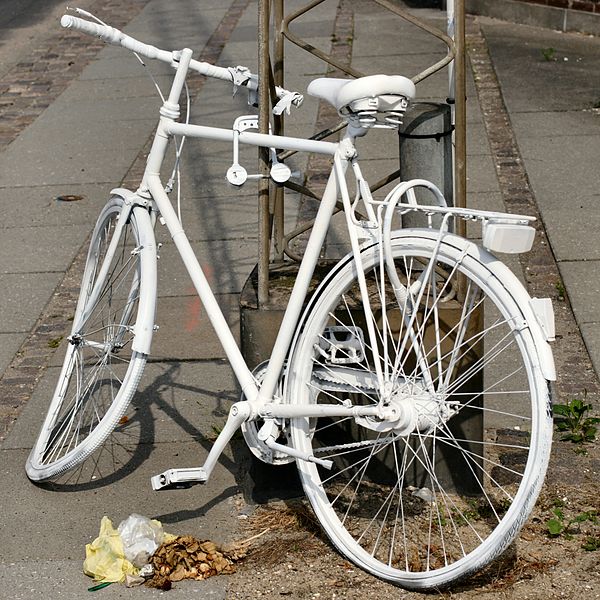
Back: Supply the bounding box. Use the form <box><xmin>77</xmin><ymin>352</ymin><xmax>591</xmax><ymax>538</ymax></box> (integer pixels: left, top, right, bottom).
<box><xmin>288</xmin><ymin>231</ymin><xmax>552</xmax><ymax>589</ymax></box>
<box><xmin>26</xmin><ymin>196</ymin><xmax>157</xmax><ymax>481</ymax></box>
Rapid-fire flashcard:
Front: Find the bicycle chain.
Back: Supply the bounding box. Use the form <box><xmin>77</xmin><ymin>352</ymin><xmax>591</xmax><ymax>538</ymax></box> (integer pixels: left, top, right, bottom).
<box><xmin>313</xmin><ymin>433</ymin><xmax>399</xmax><ymax>455</ymax></box>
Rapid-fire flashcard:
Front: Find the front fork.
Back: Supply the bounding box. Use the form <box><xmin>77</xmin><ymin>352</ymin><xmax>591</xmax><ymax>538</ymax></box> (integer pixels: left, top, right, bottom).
<box><xmin>71</xmin><ymin>200</ymin><xmax>136</xmax><ymax>337</ymax></box>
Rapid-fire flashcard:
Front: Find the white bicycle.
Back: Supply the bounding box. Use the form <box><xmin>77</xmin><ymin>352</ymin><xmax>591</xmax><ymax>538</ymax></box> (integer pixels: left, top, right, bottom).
<box><xmin>26</xmin><ymin>10</ymin><xmax>556</xmax><ymax>590</ymax></box>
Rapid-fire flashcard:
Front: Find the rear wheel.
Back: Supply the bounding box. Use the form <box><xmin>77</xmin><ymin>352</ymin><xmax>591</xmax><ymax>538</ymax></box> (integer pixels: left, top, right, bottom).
<box><xmin>288</xmin><ymin>232</ymin><xmax>552</xmax><ymax>588</ymax></box>
<box><xmin>26</xmin><ymin>197</ymin><xmax>156</xmax><ymax>481</ymax></box>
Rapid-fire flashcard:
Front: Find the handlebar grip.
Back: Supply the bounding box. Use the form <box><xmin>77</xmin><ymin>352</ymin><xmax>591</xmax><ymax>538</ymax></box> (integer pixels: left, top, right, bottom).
<box><xmin>61</xmin><ymin>15</ymin><xmax>119</xmax><ymax>42</ymax></box>
<box><xmin>61</xmin><ymin>15</ymin><xmax>173</xmax><ymax>63</ymax></box>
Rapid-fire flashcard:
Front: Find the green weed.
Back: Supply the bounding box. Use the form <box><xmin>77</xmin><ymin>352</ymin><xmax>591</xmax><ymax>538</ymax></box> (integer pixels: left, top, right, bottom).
<box><xmin>546</xmin><ymin>507</ymin><xmax>566</xmax><ymax>537</ymax></box>
<box><xmin>47</xmin><ymin>336</ymin><xmax>63</xmax><ymax>349</ymax></box>
<box><xmin>553</xmin><ymin>396</ymin><xmax>600</xmax><ymax>444</ymax></box>
<box><xmin>546</xmin><ymin>506</ymin><xmax>598</xmax><ymax>540</ymax></box>
<box><xmin>582</xmin><ymin>536</ymin><xmax>600</xmax><ymax>551</ymax></box>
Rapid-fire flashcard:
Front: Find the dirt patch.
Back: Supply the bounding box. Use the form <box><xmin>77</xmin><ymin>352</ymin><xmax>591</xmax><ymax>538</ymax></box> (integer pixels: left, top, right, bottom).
<box><xmin>223</xmin><ymin>437</ymin><xmax>600</xmax><ymax>599</ymax></box>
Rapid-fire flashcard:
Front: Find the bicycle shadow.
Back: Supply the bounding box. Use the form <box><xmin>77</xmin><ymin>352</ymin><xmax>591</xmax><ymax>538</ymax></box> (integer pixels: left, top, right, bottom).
<box><xmin>37</xmin><ymin>361</ymin><xmax>246</xmax><ymax>501</ymax></box>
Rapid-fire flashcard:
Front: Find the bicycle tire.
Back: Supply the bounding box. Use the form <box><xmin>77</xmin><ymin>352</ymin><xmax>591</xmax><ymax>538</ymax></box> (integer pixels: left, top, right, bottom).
<box><xmin>26</xmin><ymin>196</ymin><xmax>157</xmax><ymax>481</ymax></box>
<box><xmin>288</xmin><ymin>230</ymin><xmax>552</xmax><ymax>589</ymax></box>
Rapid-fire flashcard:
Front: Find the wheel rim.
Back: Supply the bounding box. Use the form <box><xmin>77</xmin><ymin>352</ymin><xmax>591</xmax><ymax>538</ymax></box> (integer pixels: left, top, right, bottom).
<box><xmin>290</xmin><ymin>237</ymin><xmax>551</xmax><ymax>586</ymax></box>
<box><xmin>34</xmin><ymin>206</ymin><xmax>143</xmax><ymax>470</ymax></box>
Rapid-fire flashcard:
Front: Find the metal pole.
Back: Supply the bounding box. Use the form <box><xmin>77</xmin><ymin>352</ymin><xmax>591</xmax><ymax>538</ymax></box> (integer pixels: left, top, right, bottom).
<box><xmin>258</xmin><ymin>0</ymin><xmax>271</xmax><ymax>306</ymax></box>
<box><xmin>454</xmin><ymin>0</ymin><xmax>467</xmax><ymax>218</ymax></box>
<box><xmin>453</xmin><ymin>0</ymin><xmax>468</xmax><ymax>299</ymax></box>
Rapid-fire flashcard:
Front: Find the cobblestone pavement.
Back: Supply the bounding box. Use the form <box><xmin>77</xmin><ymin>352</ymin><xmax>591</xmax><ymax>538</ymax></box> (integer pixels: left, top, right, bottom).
<box><xmin>0</xmin><ymin>0</ymin><xmax>150</xmax><ymax>148</ymax></box>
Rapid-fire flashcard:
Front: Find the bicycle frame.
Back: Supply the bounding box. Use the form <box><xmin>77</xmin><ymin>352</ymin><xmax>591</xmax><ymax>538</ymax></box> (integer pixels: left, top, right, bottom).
<box><xmin>67</xmin><ymin>42</ymin><xmax>554</xmax><ymax>489</ymax></box>
<box><xmin>88</xmin><ymin>49</ymin><xmax>390</xmax><ymax>487</ymax></box>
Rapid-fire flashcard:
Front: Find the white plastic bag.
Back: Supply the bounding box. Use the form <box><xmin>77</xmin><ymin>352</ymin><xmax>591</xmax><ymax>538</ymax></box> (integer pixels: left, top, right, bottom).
<box><xmin>117</xmin><ymin>514</ymin><xmax>165</xmax><ymax>568</ymax></box>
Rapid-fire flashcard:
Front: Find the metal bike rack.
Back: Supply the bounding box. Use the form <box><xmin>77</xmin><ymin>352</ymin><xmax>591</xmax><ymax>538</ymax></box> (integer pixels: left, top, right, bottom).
<box><xmin>253</xmin><ymin>0</ymin><xmax>466</xmax><ymax>307</ymax></box>
<box><xmin>239</xmin><ymin>0</ymin><xmax>472</xmax><ymax>500</ymax></box>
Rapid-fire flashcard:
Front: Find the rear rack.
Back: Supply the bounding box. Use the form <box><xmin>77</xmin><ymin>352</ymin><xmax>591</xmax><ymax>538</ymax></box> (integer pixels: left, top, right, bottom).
<box><xmin>394</xmin><ymin>202</ymin><xmax>534</xmax><ymax>225</ymax></box>
<box><xmin>393</xmin><ymin>202</ymin><xmax>536</xmax><ymax>254</ymax></box>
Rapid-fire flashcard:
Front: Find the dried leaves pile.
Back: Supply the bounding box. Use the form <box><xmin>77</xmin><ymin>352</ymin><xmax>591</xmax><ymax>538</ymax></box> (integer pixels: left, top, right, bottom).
<box><xmin>147</xmin><ymin>535</ymin><xmax>248</xmax><ymax>590</ymax></box>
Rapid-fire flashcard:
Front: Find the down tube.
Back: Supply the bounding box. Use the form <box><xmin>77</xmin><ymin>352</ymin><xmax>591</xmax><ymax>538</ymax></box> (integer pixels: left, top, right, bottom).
<box><xmin>258</xmin><ymin>159</ymin><xmax>345</xmax><ymax>403</ymax></box>
<box><xmin>147</xmin><ymin>175</ymin><xmax>259</xmax><ymax>401</ymax></box>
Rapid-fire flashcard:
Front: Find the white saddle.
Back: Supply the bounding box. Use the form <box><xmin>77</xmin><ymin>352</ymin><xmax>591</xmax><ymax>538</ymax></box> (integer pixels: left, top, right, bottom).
<box><xmin>307</xmin><ymin>74</ymin><xmax>416</xmax><ymax>128</ymax></box>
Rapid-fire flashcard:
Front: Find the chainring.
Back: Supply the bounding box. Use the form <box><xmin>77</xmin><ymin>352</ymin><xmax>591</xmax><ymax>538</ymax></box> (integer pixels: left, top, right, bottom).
<box><xmin>240</xmin><ymin>361</ymin><xmax>294</xmax><ymax>465</ymax></box>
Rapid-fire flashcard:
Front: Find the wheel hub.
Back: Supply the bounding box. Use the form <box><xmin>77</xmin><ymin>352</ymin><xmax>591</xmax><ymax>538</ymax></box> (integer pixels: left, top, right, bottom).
<box><xmin>355</xmin><ymin>378</ymin><xmax>458</xmax><ymax>435</ymax></box>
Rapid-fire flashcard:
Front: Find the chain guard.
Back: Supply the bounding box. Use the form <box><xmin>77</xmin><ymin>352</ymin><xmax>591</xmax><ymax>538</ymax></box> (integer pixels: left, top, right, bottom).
<box><xmin>240</xmin><ymin>362</ymin><xmax>294</xmax><ymax>466</ymax></box>
<box><xmin>311</xmin><ymin>365</ymin><xmax>378</xmax><ymax>393</ymax></box>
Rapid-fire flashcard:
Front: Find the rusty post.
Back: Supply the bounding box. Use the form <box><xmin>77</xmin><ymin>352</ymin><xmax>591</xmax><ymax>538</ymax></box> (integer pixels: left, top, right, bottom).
<box><xmin>258</xmin><ymin>0</ymin><xmax>271</xmax><ymax>306</ymax></box>
<box><xmin>454</xmin><ymin>0</ymin><xmax>468</xmax><ymax>298</ymax></box>
<box><xmin>454</xmin><ymin>0</ymin><xmax>467</xmax><ymax>217</ymax></box>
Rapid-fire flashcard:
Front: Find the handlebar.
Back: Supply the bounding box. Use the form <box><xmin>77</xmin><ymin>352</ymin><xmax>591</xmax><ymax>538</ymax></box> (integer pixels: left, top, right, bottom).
<box><xmin>60</xmin><ymin>14</ymin><xmax>303</xmax><ymax>110</ymax></box>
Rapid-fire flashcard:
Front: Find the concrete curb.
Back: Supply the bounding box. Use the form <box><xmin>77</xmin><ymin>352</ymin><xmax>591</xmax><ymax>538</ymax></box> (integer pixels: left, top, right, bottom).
<box><xmin>467</xmin><ymin>0</ymin><xmax>600</xmax><ymax>36</ymax></box>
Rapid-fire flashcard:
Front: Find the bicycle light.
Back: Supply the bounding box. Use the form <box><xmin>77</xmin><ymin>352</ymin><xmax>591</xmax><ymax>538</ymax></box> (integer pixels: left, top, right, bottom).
<box><xmin>482</xmin><ymin>221</ymin><xmax>536</xmax><ymax>254</ymax></box>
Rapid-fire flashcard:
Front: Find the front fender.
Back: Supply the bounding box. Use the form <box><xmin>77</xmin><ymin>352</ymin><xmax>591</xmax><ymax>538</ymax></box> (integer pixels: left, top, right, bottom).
<box><xmin>109</xmin><ymin>188</ymin><xmax>157</xmax><ymax>355</ymax></box>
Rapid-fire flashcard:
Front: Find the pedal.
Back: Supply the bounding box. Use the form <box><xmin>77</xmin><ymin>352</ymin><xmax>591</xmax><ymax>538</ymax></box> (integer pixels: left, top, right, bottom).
<box><xmin>316</xmin><ymin>326</ymin><xmax>365</xmax><ymax>364</ymax></box>
<box><xmin>151</xmin><ymin>467</ymin><xmax>208</xmax><ymax>490</ymax></box>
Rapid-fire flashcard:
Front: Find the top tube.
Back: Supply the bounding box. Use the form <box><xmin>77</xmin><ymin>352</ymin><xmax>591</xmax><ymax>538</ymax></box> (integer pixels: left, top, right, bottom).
<box><xmin>165</xmin><ymin>122</ymin><xmax>338</xmax><ymax>156</ymax></box>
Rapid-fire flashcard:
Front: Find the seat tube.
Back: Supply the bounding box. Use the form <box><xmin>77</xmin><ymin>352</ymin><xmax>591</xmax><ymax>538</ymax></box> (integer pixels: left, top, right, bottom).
<box><xmin>258</xmin><ymin>154</ymin><xmax>345</xmax><ymax>402</ymax></box>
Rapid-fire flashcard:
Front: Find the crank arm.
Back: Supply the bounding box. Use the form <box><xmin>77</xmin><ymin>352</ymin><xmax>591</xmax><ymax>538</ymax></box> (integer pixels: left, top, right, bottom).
<box><xmin>257</xmin><ymin>420</ymin><xmax>332</xmax><ymax>469</ymax></box>
<box><xmin>263</xmin><ymin>437</ymin><xmax>333</xmax><ymax>469</ymax></box>
<box><xmin>150</xmin><ymin>401</ymin><xmax>250</xmax><ymax>491</ymax></box>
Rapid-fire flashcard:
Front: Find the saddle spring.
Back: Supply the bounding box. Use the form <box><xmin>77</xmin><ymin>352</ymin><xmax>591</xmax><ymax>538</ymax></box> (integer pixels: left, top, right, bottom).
<box><xmin>351</xmin><ymin>95</ymin><xmax>409</xmax><ymax>128</ymax></box>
